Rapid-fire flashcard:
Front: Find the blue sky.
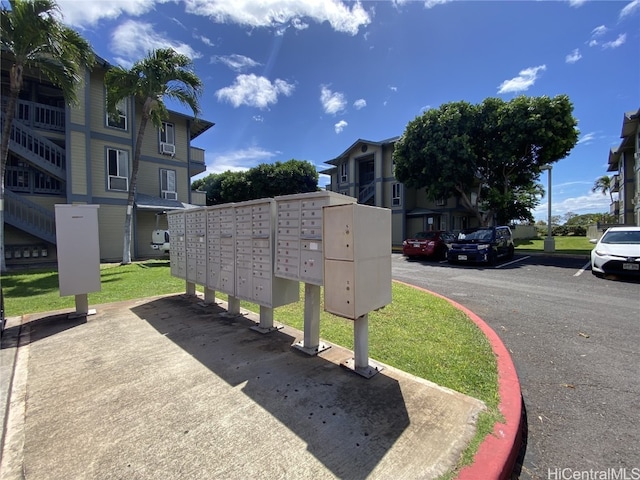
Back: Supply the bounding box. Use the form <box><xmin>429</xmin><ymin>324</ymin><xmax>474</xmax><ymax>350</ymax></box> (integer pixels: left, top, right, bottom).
<box><xmin>53</xmin><ymin>0</ymin><xmax>639</xmax><ymax>221</ymax></box>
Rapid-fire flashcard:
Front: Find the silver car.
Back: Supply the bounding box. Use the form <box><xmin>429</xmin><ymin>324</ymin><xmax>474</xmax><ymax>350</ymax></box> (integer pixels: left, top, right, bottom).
<box><xmin>590</xmin><ymin>226</ymin><xmax>640</xmax><ymax>278</ymax></box>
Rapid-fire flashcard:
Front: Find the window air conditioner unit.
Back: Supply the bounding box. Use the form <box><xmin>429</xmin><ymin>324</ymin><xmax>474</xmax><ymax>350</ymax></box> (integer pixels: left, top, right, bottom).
<box><xmin>160</xmin><ymin>143</ymin><xmax>175</xmax><ymax>155</ymax></box>
<box><xmin>162</xmin><ymin>191</ymin><xmax>177</xmax><ymax>200</ymax></box>
<box><xmin>109</xmin><ymin>176</ymin><xmax>128</xmax><ymax>191</ymax></box>
<box><xmin>341</xmin><ymin>175</ymin><xmax>347</xmax><ymax>183</ymax></box>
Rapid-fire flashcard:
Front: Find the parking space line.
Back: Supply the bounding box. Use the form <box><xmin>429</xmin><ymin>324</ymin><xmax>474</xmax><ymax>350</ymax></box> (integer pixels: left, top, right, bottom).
<box><xmin>574</xmin><ymin>261</ymin><xmax>591</xmax><ymax>277</ymax></box>
<box><xmin>495</xmin><ymin>256</ymin><xmax>530</xmax><ymax>268</ymax></box>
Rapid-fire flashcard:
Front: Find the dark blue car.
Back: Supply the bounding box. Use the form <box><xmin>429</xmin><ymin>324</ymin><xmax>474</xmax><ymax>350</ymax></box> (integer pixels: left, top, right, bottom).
<box><xmin>447</xmin><ymin>226</ymin><xmax>515</xmax><ymax>265</ymax></box>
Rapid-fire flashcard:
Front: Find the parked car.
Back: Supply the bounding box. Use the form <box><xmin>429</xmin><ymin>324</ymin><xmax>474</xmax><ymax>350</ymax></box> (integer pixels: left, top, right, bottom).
<box><xmin>402</xmin><ymin>230</ymin><xmax>454</xmax><ymax>260</ymax></box>
<box><xmin>590</xmin><ymin>226</ymin><xmax>640</xmax><ymax>278</ymax></box>
<box><xmin>447</xmin><ymin>226</ymin><xmax>514</xmax><ymax>265</ymax></box>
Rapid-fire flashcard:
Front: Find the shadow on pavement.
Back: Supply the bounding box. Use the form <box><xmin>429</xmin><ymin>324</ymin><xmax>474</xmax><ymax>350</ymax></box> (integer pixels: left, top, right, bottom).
<box><xmin>132</xmin><ymin>295</ymin><xmax>411</xmax><ymax>480</ymax></box>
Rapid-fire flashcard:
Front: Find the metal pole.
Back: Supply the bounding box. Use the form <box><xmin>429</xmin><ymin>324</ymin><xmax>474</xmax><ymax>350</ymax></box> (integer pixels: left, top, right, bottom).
<box><xmin>543</xmin><ymin>166</ymin><xmax>555</xmax><ymax>253</ymax></box>
<box><xmin>547</xmin><ymin>167</ymin><xmax>552</xmax><ymax>239</ymax></box>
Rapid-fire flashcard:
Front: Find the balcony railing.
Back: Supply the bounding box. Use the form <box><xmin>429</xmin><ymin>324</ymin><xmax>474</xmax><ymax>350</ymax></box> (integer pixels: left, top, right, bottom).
<box><xmin>190</xmin><ymin>146</ymin><xmax>205</xmax><ymax>164</ymax></box>
<box><xmin>1</xmin><ymin>97</ymin><xmax>65</xmax><ymax>132</ymax></box>
<box><xmin>610</xmin><ymin>200</ymin><xmax>619</xmax><ymax>215</ymax></box>
<box><xmin>611</xmin><ymin>174</ymin><xmax>620</xmax><ymax>193</ymax></box>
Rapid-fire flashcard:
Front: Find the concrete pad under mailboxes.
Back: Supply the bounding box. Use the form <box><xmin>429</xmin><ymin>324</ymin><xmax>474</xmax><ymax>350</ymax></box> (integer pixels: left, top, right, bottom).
<box><xmin>2</xmin><ymin>293</ymin><xmax>486</xmax><ymax>480</ymax></box>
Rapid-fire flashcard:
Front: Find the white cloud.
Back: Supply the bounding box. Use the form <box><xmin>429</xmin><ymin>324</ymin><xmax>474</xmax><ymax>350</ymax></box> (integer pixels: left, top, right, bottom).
<box><xmin>602</xmin><ymin>33</ymin><xmax>626</xmax><ymax>49</ymax></box>
<box><xmin>215</xmin><ymin>74</ymin><xmax>294</xmax><ymax>109</ymax></box>
<box><xmin>592</xmin><ymin>25</ymin><xmax>607</xmax><ymax>36</ymax></box>
<box><xmin>620</xmin><ymin>0</ymin><xmax>640</xmax><ymax>19</ymax></box>
<box><xmin>353</xmin><ymin>98</ymin><xmax>367</xmax><ymax>110</ymax></box>
<box><xmin>424</xmin><ymin>0</ymin><xmax>452</xmax><ymax>8</ymax></box>
<box><xmin>320</xmin><ymin>86</ymin><xmax>347</xmax><ymax>115</ymax></box>
<box><xmin>198</xmin><ymin>35</ymin><xmax>215</xmax><ymax>47</ymax></box>
<box><xmin>334</xmin><ymin>120</ymin><xmax>348</xmax><ymax>133</ymax></box>
<box><xmin>497</xmin><ymin>65</ymin><xmax>546</xmax><ymax>94</ymax></box>
<box><xmin>577</xmin><ymin>132</ymin><xmax>597</xmax><ymax>145</ymax></box>
<box><xmin>534</xmin><ymin>191</ymin><xmax>612</xmax><ymax>219</ymax></box>
<box><xmin>253</xmin><ymin>115</ymin><xmax>265</xmax><ymax>122</ymax></box>
<box><xmin>205</xmin><ymin>146</ymin><xmax>278</xmax><ymax>174</ymax></box>
<box><xmin>110</xmin><ymin>20</ymin><xmax>201</xmax><ymax>66</ymax></box>
<box><xmin>588</xmin><ymin>39</ymin><xmax>599</xmax><ymax>47</ymax></box>
<box><xmin>56</xmin><ymin>0</ymin><xmax>159</xmax><ymax>27</ymax></box>
<box><xmin>565</xmin><ymin>48</ymin><xmax>582</xmax><ymax>64</ymax></box>
<box><xmin>212</xmin><ymin>54</ymin><xmax>261</xmax><ymax>72</ymax></box>
<box><xmin>183</xmin><ymin>0</ymin><xmax>372</xmax><ymax>35</ymax></box>
<box><xmin>569</xmin><ymin>0</ymin><xmax>587</xmax><ymax>7</ymax></box>
<box><xmin>389</xmin><ymin>85</ymin><xmax>398</xmax><ymax>92</ymax></box>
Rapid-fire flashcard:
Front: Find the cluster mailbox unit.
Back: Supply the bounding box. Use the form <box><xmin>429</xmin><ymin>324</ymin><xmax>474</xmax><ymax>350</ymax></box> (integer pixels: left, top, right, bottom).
<box><xmin>167</xmin><ymin>192</ymin><xmax>392</xmax><ymax>377</ymax></box>
<box><xmin>168</xmin><ymin>199</ymin><xmax>300</xmax><ymax>331</ymax></box>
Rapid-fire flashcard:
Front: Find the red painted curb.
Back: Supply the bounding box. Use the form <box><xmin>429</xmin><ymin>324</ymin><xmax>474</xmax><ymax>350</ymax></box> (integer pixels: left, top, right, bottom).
<box><xmin>394</xmin><ymin>281</ymin><xmax>522</xmax><ymax>480</ymax></box>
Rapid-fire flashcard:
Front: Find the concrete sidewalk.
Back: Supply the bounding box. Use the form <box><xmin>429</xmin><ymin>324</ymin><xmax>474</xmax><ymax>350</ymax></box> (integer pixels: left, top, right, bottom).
<box><xmin>1</xmin><ymin>293</ymin><xmax>486</xmax><ymax>480</ymax></box>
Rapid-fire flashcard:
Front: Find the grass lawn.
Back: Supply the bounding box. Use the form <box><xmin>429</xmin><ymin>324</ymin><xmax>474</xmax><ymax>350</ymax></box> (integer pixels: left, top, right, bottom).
<box><xmin>515</xmin><ymin>235</ymin><xmax>593</xmax><ymax>255</ymax></box>
<box><xmin>2</xmin><ymin>260</ymin><xmax>501</xmax><ymax>477</ymax></box>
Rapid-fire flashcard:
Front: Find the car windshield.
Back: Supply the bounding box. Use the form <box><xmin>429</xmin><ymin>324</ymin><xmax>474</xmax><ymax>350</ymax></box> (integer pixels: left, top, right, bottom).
<box><xmin>457</xmin><ymin>229</ymin><xmax>493</xmax><ymax>241</ymax></box>
<box><xmin>413</xmin><ymin>232</ymin><xmax>436</xmax><ymax>240</ymax></box>
<box><xmin>601</xmin><ymin>230</ymin><xmax>640</xmax><ymax>244</ymax></box>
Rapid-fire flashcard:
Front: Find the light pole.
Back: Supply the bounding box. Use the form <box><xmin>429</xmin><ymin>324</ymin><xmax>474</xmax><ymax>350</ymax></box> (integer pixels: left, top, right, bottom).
<box><xmin>540</xmin><ymin>165</ymin><xmax>555</xmax><ymax>253</ymax></box>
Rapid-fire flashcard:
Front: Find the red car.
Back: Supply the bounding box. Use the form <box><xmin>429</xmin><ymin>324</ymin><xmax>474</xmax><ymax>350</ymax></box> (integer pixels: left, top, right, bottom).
<box><xmin>402</xmin><ymin>231</ymin><xmax>453</xmax><ymax>260</ymax></box>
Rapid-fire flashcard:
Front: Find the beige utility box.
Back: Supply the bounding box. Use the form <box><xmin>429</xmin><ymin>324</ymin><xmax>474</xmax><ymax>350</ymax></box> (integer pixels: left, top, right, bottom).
<box><xmin>323</xmin><ymin>203</ymin><xmax>392</xmax><ymax>319</ymax></box>
<box><xmin>274</xmin><ymin>191</ymin><xmax>356</xmax><ymax>285</ymax></box>
<box><xmin>167</xmin><ymin>210</ymin><xmax>186</xmax><ymax>280</ymax></box>
<box><xmin>54</xmin><ymin>204</ymin><xmax>101</xmax><ymax>297</ymax></box>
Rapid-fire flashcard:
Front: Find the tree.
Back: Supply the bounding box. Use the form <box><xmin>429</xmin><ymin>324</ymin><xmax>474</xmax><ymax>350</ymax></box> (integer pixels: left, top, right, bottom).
<box><xmin>193</xmin><ymin>159</ymin><xmax>319</xmax><ymax>205</ymax></box>
<box><xmin>393</xmin><ymin>95</ymin><xmax>579</xmax><ymax>226</ymax></box>
<box><xmin>591</xmin><ymin>175</ymin><xmax>614</xmax><ymax>204</ymax></box>
<box><xmin>105</xmin><ymin>48</ymin><xmax>203</xmax><ymax>264</ymax></box>
<box><xmin>0</xmin><ymin>0</ymin><xmax>94</xmax><ymax>272</ymax></box>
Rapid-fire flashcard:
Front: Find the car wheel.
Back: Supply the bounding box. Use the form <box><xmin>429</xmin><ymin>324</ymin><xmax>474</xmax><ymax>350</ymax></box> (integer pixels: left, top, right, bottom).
<box><xmin>507</xmin><ymin>245</ymin><xmax>514</xmax><ymax>260</ymax></box>
<box><xmin>488</xmin><ymin>251</ymin><xmax>497</xmax><ymax>266</ymax></box>
<box><xmin>591</xmin><ymin>269</ymin><xmax>604</xmax><ymax>278</ymax></box>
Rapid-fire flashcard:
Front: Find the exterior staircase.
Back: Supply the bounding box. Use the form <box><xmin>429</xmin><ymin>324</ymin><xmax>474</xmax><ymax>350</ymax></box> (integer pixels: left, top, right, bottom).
<box><xmin>4</xmin><ymin>189</ymin><xmax>57</xmax><ymax>245</ymax></box>
<box><xmin>358</xmin><ymin>180</ymin><xmax>375</xmax><ymax>204</ymax></box>
<box><xmin>2</xmin><ymin>98</ymin><xmax>66</xmax><ymax>245</ymax></box>
<box><xmin>1</xmin><ymin>110</ymin><xmax>66</xmax><ymax>181</ymax></box>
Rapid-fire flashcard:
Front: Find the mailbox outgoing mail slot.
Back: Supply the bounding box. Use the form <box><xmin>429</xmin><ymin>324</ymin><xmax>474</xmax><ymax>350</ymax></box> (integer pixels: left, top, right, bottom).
<box><xmin>322</xmin><ymin>203</ymin><xmax>392</xmax><ymax>319</ymax></box>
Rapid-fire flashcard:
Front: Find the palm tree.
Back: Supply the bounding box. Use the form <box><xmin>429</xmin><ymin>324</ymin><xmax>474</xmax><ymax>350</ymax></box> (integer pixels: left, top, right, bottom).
<box><xmin>0</xmin><ymin>0</ymin><xmax>95</xmax><ymax>272</ymax></box>
<box><xmin>104</xmin><ymin>48</ymin><xmax>203</xmax><ymax>264</ymax></box>
<box><xmin>591</xmin><ymin>175</ymin><xmax>614</xmax><ymax>204</ymax></box>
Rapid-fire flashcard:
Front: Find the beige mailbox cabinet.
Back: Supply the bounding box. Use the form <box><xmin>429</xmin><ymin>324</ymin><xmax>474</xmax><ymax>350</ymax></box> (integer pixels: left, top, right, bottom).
<box><xmin>274</xmin><ymin>191</ymin><xmax>355</xmax><ymax>285</ymax></box>
<box><xmin>206</xmin><ymin>204</ymin><xmax>235</xmax><ymax>295</ymax></box>
<box><xmin>234</xmin><ymin>198</ymin><xmax>299</xmax><ymax>308</ymax></box>
<box><xmin>323</xmin><ymin>203</ymin><xmax>392</xmax><ymax>319</ymax></box>
<box><xmin>167</xmin><ymin>210</ymin><xmax>186</xmax><ymax>280</ymax></box>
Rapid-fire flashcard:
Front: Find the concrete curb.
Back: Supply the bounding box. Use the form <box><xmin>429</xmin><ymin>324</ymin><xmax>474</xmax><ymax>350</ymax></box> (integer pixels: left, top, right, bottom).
<box><xmin>394</xmin><ymin>281</ymin><xmax>522</xmax><ymax>480</ymax></box>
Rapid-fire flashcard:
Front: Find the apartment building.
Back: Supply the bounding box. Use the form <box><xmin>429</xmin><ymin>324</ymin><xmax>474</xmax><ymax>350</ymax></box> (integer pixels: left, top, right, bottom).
<box><xmin>607</xmin><ymin>108</ymin><xmax>640</xmax><ymax>226</ymax></box>
<box><xmin>2</xmin><ymin>55</ymin><xmax>214</xmax><ymax>267</ymax></box>
<box><xmin>319</xmin><ymin>137</ymin><xmax>479</xmax><ymax>246</ymax></box>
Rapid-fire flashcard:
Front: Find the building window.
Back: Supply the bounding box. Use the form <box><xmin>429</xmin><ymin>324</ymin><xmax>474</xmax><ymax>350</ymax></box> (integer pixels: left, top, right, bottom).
<box><xmin>107</xmin><ymin>148</ymin><xmax>129</xmax><ymax>191</ymax></box>
<box><xmin>106</xmin><ymin>98</ymin><xmax>127</xmax><ymax>130</ymax></box>
<box><xmin>340</xmin><ymin>163</ymin><xmax>348</xmax><ymax>183</ymax></box>
<box><xmin>159</xmin><ymin>122</ymin><xmax>175</xmax><ymax>155</ymax></box>
<box><xmin>160</xmin><ymin>169</ymin><xmax>177</xmax><ymax>200</ymax></box>
<box><xmin>436</xmin><ymin>198</ymin><xmax>446</xmax><ymax>206</ymax></box>
<box><xmin>392</xmin><ymin>183</ymin><xmax>402</xmax><ymax>206</ymax></box>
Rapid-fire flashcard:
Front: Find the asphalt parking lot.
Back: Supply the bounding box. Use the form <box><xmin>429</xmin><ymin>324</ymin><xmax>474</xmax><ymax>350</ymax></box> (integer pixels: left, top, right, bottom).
<box><xmin>392</xmin><ymin>253</ymin><xmax>640</xmax><ymax>480</ymax></box>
